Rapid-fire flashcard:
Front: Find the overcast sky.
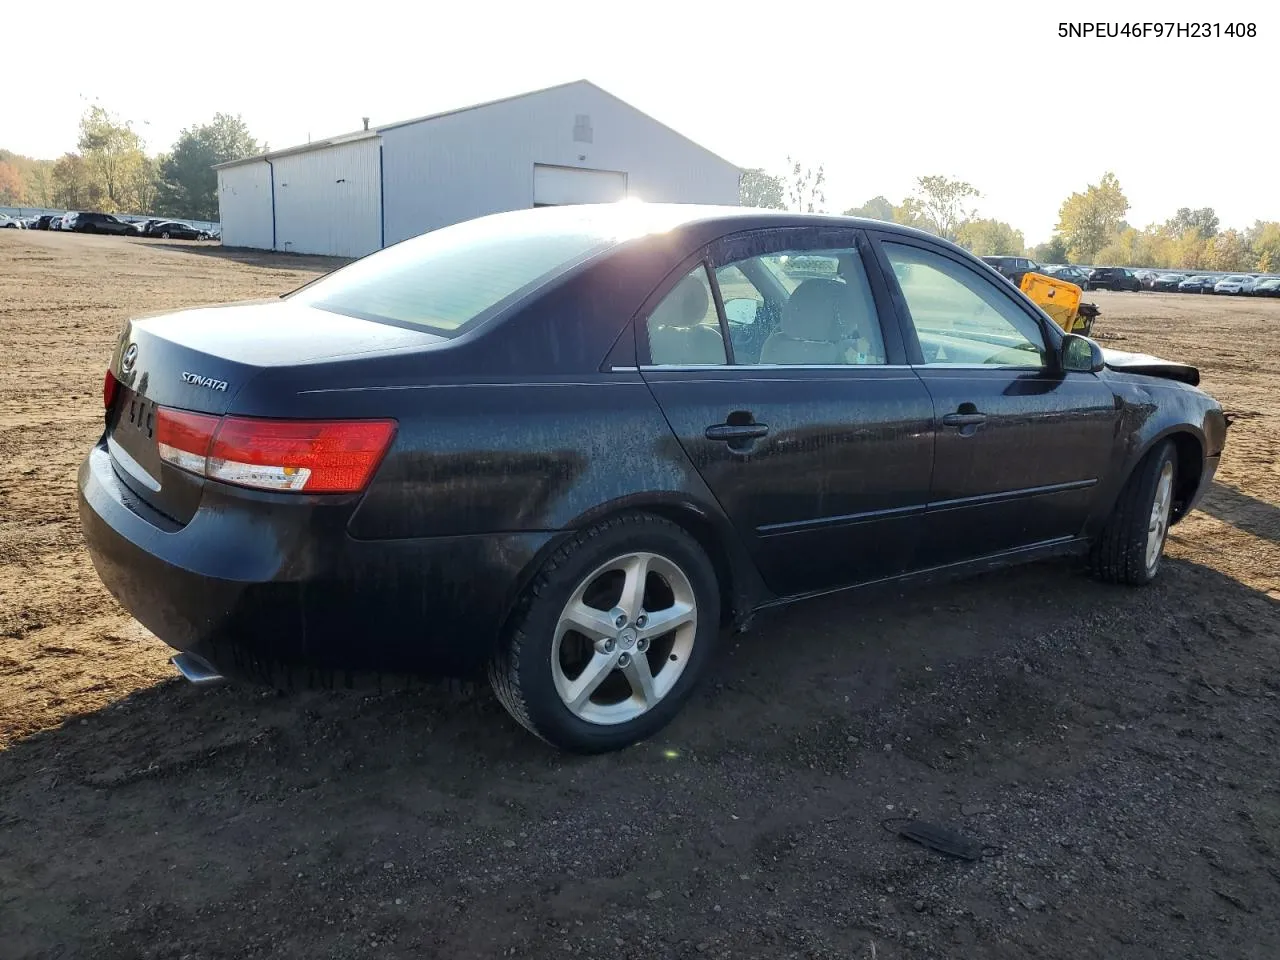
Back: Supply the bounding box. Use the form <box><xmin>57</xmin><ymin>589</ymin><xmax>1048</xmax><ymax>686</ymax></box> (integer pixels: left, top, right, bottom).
<box><xmin>6</xmin><ymin>0</ymin><xmax>1273</xmax><ymax>243</ymax></box>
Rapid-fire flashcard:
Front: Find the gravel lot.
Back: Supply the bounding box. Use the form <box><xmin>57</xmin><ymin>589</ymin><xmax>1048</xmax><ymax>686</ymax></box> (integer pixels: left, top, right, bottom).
<box><xmin>1</xmin><ymin>230</ymin><xmax>1278</xmax><ymax>960</ymax></box>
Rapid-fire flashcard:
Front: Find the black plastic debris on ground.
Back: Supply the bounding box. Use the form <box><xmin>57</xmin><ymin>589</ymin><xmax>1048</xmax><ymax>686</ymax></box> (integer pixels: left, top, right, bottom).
<box><xmin>885</xmin><ymin>819</ymin><xmax>998</xmax><ymax>861</ymax></box>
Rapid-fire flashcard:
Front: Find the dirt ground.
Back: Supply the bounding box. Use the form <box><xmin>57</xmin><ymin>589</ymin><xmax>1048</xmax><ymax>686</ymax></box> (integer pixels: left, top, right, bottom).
<box><xmin>1</xmin><ymin>230</ymin><xmax>1278</xmax><ymax>960</ymax></box>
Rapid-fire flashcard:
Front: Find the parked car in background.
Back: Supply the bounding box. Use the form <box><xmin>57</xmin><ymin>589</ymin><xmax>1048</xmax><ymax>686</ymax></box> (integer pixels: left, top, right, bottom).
<box><xmin>1251</xmin><ymin>278</ymin><xmax>1280</xmax><ymax>297</ymax></box>
<box><xmin>1152</xmin><ymin>273</ymin><xmax>1186</xmax><ymax>292</ymax></box>
<box><xmin>0</xmin><ymin>215</ymin><xmax>25</xmax><ymax>229</ymax></box>
<box><xmin>49</xmin><ymin>215</ymin><xmax>63</xmax><ymax>230</ymax></box>
<box><xmin>1214</xmin><ymin>275</ymin><xmax>1251</xmax><ymax>295</ymax></box>
<box><xmin>62</xmin><ymin>212</ymin><xmax>136</xmax><ymax>235</ymax></box>
<box><xmin>142</xmin><ymin>220</ymin><xmax>204</xmax><ymax>240</ymax></box>
<box><xmin>1240</xmin><ymin>276</ymin><xmax>1261</xmax><ymax>294</ymax></box>
<box><xmin>1134</xmin><ymin>270</ymin><xmax>1159</xmax><ymax>289</ymax></box>
<box><xmin>24</xmin><ymin>214</ymin><xmax>59</xmax><ymax>231</ymax></box>
<box><xmin>1088</xmin><ymin>267</ymin><xmax>1142</xmax><ymax>292</ymax></box>
<box><xmin>1178</xmin><ymin>275</ymin><xmax>1217</xmax><ymax>294</ymax></box>
<box><xmin>77</xmin><ymin>204</ymin><xmax>1228</xmax><ymax>753</ymax></box>
<box><xmin>1044</xmin><ymin>265</ymin><xmax>1092</xmax><ymax>289</ymax></box>
<box><xmin>980</xmin><ymin>255</ymin><xmax>1043</xmax><ymax>287</ymax></box>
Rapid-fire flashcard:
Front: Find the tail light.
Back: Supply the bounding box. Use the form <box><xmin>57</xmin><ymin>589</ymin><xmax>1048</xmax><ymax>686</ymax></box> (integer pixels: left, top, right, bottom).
<box><xmin>103</xmin><ymin>369</ymin><xmax>119</xmax><ymax>410</ymax></box>
<box><xmin>155</xmin><ymin>408</ymin><xmax>396</xmax><ymax>494</ymax></box>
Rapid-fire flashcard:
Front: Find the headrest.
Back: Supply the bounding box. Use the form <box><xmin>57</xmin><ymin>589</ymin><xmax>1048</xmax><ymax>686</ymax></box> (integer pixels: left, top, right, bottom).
<box><xmin>782</xmin><ymin>279</ymin><xmax>845</xmax><ymax>341</ymax></box>
<box><xmin>651</xmin><ymin>275</ymin><xmax>709</xmax><ymax>329</ymax></box>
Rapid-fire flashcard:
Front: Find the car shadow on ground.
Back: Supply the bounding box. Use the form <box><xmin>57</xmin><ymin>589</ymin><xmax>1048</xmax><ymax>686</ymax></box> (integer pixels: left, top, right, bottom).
<box><xmin>3</xmin><ymin>557</ymin><xmax>1279</xmax><ymax>959</ymax></box>
<box><xmin>126</xmin><ymin>239</ymin><xmax>351</xmax><ymax>273</ymax></box>
<box><xmin>1197</xmin><ymin>480</ymin><xmax>1280</xmax><ymax>544</ymax></box>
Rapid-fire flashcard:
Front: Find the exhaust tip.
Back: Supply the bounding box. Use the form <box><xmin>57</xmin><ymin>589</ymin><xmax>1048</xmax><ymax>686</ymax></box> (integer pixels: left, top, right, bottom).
<box><xmin>171</xmin><ymin>652</ymin><xmax>225</xmax><ymax>684</ymax></box>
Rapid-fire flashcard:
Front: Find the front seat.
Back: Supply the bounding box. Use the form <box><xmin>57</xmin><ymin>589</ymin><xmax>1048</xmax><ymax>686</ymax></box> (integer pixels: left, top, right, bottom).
<box><xmin>759</xmin><ymin>278</ymin><xmax>849</xmax><ymax>364</ymax></box>
<box><xmin>647</xmin><ymin>275</ymin><xmax>726</xmax><ymax>365</ymax></box>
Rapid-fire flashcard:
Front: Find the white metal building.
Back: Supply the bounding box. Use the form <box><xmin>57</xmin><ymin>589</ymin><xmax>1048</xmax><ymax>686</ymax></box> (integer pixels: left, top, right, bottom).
<box><xmin>215</xmin><ymin>80</ymin><xmax>741</xmax><ymax>258</ymax></box>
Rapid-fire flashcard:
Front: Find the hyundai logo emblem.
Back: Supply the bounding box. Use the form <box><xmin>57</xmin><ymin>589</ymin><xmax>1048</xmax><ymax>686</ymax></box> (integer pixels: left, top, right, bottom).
<box><xmin>121</xmin><ymin>343</ymin><xmax>138</xmax><ymax>374</ymax></box>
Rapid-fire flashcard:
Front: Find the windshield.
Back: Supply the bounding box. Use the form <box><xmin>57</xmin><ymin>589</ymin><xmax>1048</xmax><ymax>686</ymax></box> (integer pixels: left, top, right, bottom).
<box><xmin>289</xmin><ymin>204</ymin><xmax>684</xmax><ymax>337</ymax></box>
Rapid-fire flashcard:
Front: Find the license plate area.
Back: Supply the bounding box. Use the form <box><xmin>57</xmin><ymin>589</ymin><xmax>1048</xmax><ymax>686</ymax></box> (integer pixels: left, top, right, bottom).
<box><xmin>118</xmin><ymin>390</ymin><xmax>158</xmax><ymax>442</ymax></box>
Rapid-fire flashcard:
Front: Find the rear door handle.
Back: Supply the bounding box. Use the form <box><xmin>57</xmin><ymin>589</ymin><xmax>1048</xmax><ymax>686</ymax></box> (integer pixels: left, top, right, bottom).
<box><xmin>941</xmin><ymin>413</ymin><xmax>987</xmax><ymax>427</ymax></box>
<box><xmin>705</xmin><ymin>423</ymin><xmax>770</xmax><ymax>442</ymax></box>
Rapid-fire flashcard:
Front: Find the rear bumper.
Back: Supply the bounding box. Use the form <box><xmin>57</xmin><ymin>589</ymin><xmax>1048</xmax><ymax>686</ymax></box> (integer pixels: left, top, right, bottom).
<box><xmin>78</xmin><ymin>442</ymin><xmax>557</xmax><ymax>681</ymax></box>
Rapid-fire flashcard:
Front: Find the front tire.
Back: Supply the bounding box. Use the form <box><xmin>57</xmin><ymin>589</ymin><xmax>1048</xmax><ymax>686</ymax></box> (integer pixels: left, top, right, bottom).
<box><xmin>1089</xmin><ymin>441</ymin><xmax>1177</xmax><ymax>585</ymax></box>
<box><xmin>489</xmin><ymin>513</ymin><xmax>720</xmax><ymax>753</ymax></box>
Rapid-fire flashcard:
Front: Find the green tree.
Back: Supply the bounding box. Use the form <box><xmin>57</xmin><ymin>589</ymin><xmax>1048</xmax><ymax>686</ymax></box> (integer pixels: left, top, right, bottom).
<box><xmin>1247</xmin><ymin>221</ymin><xmax>1280</xmax><ymax>272</ymax></box>
<box><xmin>1031</xmin><ymin>236</ymin><xmax>1069</xmax><ymax>263</ymax></box>
<box><xmin>891</xmin><ymin>197</ymin><xmax>930</xmax><ymax>231</ymax></box>
<box><xmin>26</xmin><ymin>160</ymin><xmax>53</xmax><ymax>207</ymax></box>
<box><xmin>739</xmin><ymin>168</ymin><xmax>785</xmax><ymax>210</ymax></box>
<box><xmin>78</xmin><ymin>105</ymin><xmax>148</xmax><ymax>212</ymax></box>
<box><xmin>784</xmin><ymin>156</ymin><xmax>826</xmax><ymax>213</ymax></box>
<box><xmin>1169</xmin><ymin>228</ymin><xmax>1210</xmax><ymax>270</ymax></box>
<box><xmin>955</xmin><ymin>218</ymin><xmax>1025</xmax><ymax>256</ymax></box>
<box><xmin>844</xmin><ymin>195</ymin><xmax>894</xmax><ymax>221</ymax></box>
<box><xmin>912</xmin><ymin>175</ymin><xmax>980</xmax><ymax>241</ymax></box>
<box><xmin>1055</xmin><ymin>172</ymin><xmax>1129</xmax><ymax>263</ymax></box>
<box><xmin>1204</xmin><ymin>229</ymin><xmax>1252</xmax><ymax>272</ymax></box>
<box><xmin>1095</xmin><ymin>226</ymin><xmax>1144</xmax><ymax>266</ymax></box>
<box><xmin>51</xmin><ymin>153</ymin><xmax>95</xmax><ymax>209</ymax></box>
<box><xmin>158</xmin><ymin>113</ymin><xmax>260</xmax><ymax>220</ymax></box>
<box><xmin>1165</xmin><ymin>207</ymin><xmax>1219</xmax><ymax>240</ymax></box>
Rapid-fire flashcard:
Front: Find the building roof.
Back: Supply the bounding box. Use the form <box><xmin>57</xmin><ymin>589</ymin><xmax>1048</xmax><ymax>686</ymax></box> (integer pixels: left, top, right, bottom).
<box><xmin>212</xmin><ymin>129</ymin><xmax>379</xmax><ymax>169</ymax></box>
<box><xmin>213</xmin><ymin>80</ymin><xmax>738</xmax><ymax>172</ymax></box>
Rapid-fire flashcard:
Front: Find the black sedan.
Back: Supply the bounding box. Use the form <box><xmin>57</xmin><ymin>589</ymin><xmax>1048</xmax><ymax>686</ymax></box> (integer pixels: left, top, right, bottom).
<box><xmin>1044</xmin><ymin>265</ymin><xmax>1092</xmax><ymax>290</ymax></box>
<box><xmin>1178</xmin><ymin>275</ymin><xmax>1218</xmax><ymax>294</ymax></box>
<box><xmin>142</xmin><ymin>220</ymin><xmax>203</xmax><ymax>240</ymax></box>
<box><xmin>1152</xmin><ymin>273</ymin><xmax>1186</xmax><ymax>292</ymax></box>
<box><xmin>1088</xmin><ymin>267</ymin><xmax>1143</xmax><ymax>291</ymax></box>
<box><xmin>78</xmin><ymin>205</ymin><xmax>1227</xmax><ymax>753</ymax></box>
<box><xmin>1253</xmin><ymin>278</ymin><xmax>1280</xmax><ymax>297</ymax></box>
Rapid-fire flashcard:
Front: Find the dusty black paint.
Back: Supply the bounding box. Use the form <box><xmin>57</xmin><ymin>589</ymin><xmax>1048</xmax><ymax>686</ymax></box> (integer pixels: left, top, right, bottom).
<box><xmin>78</xmin><ymin>208</ymin><xmax>1227</xmax><ymax>680</ymax></box>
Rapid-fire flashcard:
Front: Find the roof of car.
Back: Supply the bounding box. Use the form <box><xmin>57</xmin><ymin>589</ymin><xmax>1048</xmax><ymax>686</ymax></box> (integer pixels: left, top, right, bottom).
<box><xmin>444</xmin><ymin>203</ymin><xmax>948</xmax><ymax>247</ymax></box>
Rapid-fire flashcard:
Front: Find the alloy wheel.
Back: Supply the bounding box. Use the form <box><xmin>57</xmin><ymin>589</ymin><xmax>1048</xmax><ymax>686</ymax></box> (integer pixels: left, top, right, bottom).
<box><xmin>1146</xmin><ymin>460</ymin><xmax>1175</xmax><ymax>572</ymax></box>
<box><xmin>551</xmin><ymin>551</ymin><xmax>697</xmax><ymax>725</ymax></box>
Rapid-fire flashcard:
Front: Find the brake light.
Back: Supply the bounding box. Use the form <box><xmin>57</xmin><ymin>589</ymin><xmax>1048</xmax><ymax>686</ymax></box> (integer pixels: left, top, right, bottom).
<box><xmin>209</xmin><ymin>417</ymin><xmax>397</xmax><ymax>493</ymax></box>
<box><xmin>156</xmin><ymin>408</ymin><xmax>219</xmax><ymax>474</ymax></box>
<box><xmin>103</xmin><ymin>369</ymin><xmax>119</xmax><ymax>410</ymax></box>
<box><xmin>155</xmin><ymin>408</ymin><xmax>395</xmax><ymax>494</ymax></box>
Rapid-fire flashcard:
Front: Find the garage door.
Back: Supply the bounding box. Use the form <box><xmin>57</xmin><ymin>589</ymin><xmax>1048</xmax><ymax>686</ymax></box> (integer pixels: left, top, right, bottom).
<box><xmin>533</xmin><ymin>164</ymin><xmax>628</xmax><ymax>206</ymax></box>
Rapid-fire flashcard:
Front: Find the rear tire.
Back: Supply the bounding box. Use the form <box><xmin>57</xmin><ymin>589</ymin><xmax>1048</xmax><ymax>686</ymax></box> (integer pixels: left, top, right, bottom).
<box><xmin>1089</xmin><ymin>441</ymin><xmax>1178</xmax><ymax>586</ymax></box>
<box><xmin>489</xmin><ymin>513</ymin><xmax>720</xmax><ymax>753</ymax></box>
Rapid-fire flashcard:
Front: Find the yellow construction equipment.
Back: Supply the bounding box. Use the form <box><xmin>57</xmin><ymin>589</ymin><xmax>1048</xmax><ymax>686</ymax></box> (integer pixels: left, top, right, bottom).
<box><xmin>1019</xmin><ymin>272</ymin><xmax>1098</xmax><ymax>335</ymax></box>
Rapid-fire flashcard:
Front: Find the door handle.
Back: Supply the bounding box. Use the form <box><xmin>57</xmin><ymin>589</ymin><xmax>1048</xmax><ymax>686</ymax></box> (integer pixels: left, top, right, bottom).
<box><xmin>705</xmin><ymin>423</ymin><xmax>770</xmax><ymax>442</ymax></box>
<box><xmin>941</xmin><ymin>413</ymin><xmax>987</xmax><ymax>427</ymax></box>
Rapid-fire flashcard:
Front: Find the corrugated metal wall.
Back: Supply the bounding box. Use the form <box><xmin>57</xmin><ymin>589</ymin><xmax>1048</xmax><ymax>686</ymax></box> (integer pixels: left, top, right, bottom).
<box><xmin>217</xmin><ymin>162</ymin><xmax>274</xmax><ymax>250</ymax></box>
<box><xmin>272</xmin><ymin>139</ymin><xmax>382</xmax><ymax>258</ymax></box>
<box><xmin>381</xmin><ymin>82</ymin><xmax>740</xmax><ymax>245</ymax></box>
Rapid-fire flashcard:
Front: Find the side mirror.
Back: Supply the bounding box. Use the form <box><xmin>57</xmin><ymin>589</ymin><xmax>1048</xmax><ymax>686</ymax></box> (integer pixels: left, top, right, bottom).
<box><xmin>1061</xmin><ymin>333</ymin><xmax>1105</xmax><ymax>373</ymax></box>
<box><xmin>723</xmin><ymin>298</ymin><xmax>759</xmax><ymax>325</ymax></box>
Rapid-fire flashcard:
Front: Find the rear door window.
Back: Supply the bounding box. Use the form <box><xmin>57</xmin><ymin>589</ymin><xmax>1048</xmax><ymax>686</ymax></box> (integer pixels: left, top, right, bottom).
<box><xmin>716</xmin><ymin>248</ymin><xmax>887</xmax><ymax>365</ymax></box>
<box><xmin>643</xmin><ymin>264</ymin><xmax>727</xmax><ymax>366</ymax></box>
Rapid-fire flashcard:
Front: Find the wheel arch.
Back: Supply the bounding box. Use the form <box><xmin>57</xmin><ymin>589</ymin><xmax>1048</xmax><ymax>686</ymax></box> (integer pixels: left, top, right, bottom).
<box><xmin>1129</xmin><ymin>426</ymin><xmax>1205</xmax><ymax>525</ymax></box>
<box><xmin>498</xmin><ymin>493</ymin><xmax>767</xmax><ymax>649</ymax></box>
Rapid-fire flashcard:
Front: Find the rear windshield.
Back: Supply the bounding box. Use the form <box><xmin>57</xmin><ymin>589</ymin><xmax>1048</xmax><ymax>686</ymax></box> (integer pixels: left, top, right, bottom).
<box><xmin>288</xmin><ymin>206</ymin><xmax>675</xmax><ymax>338</ymax></box>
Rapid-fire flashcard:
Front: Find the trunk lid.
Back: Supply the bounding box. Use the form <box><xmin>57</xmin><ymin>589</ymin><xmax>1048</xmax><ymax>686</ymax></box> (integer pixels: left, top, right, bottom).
<box><xmin>105</xmin><ymin>300</ymin><xmax>444</xmax><ymax>524</ymax></box>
